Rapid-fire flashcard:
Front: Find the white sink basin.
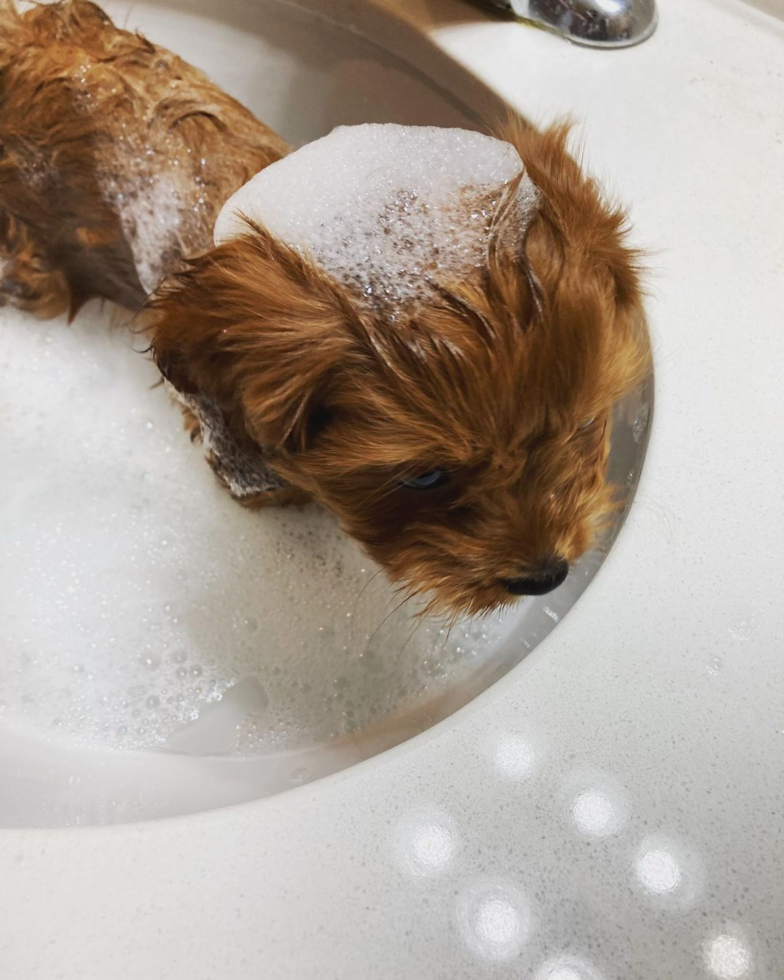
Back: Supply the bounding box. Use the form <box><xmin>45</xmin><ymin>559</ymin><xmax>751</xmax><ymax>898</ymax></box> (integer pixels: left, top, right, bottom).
<box><xmin>2</xmin><ymin>1</ymin><xmax>783</xmax><ymax>979</ymax></box>
<box><xmin>0</xmin><ymin>0</ymin><xmax>651</xmax><ymax>826</ymax></box>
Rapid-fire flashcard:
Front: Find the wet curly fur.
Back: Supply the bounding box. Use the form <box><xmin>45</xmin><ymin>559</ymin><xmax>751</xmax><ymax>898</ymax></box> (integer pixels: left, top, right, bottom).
<box><xmin>0</xmin><ymin>0</ymin><xmax>287</xmax><ymax>314</ymax></box>
<box><xmin>0</xmin><ymin>0</ymin><xmax>650</xmax><ymax>616</ymax></box>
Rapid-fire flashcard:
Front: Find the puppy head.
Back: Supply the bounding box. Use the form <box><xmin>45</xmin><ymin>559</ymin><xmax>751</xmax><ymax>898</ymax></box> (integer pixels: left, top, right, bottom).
<box><xmin>150</xmin><ymin>124</ymin><xmax>650</xmax><ymax>616</ymax></box>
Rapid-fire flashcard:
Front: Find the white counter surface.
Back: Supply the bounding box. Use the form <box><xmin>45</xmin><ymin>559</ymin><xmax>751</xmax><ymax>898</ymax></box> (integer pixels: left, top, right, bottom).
<box><xmin>1</xmin><ymin>1</ymin><xmax>783</xmax><ymax>978</ymax></box>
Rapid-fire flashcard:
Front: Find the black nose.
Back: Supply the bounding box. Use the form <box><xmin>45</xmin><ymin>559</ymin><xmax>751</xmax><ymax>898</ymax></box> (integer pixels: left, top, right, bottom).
<box><xmin>503</xmin><ymin>558</ymin><xmax>569</xmax><ymax>596</ymax></box>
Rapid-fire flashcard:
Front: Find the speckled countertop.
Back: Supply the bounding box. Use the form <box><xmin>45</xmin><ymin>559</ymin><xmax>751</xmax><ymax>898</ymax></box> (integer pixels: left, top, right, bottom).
<box><xmin>1</xmin><ymin>1</ymin><xmax>783</xmax><ymax>978</ymax></box>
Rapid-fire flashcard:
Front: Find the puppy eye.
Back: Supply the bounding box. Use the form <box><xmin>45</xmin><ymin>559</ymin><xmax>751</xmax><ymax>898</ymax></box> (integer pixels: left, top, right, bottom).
<box><xmin>578</xmin><ymin>416</ymin><xmax>596</xmax><ymax>430</ymax></box>
<box><xmin>400</xmin><ymin>469</ymin><xmax>449</xmax><ymax>491</ymax></box>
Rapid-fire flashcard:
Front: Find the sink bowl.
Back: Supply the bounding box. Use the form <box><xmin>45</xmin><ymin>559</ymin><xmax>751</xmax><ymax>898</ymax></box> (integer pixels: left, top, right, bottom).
<box><xmin>0</xmin><ymin>0</ymin><xmax>652</xmax><ymax>827</ymax></box>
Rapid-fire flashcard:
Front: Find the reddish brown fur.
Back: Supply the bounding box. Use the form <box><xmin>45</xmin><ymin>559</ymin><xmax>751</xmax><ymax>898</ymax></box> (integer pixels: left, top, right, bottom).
<box><xmin>150</xmin><ymin>124</ymin><xmax>650</xmax><ymax>615</ymax></box>
<box><xmin>1</xmin><ymin>0</ymin><xmax>651</xmax><ymax>616</ymax></box>
<box><xmin>0</xmin><ymin>0</ymin><xmax>287</xmax><ymax>314</ymax></box>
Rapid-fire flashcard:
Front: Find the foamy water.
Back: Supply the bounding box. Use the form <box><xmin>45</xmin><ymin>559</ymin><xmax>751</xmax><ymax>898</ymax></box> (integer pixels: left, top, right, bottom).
<box><xmin>0</xmin><ymin>304</ymin><xmax>518</xmax><ymax>759</ymax></box>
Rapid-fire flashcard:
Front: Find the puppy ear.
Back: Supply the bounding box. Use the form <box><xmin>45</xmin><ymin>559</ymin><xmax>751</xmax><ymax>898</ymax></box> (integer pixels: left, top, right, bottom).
<box><xmin>499</xmin><ymin>120</ymin><xmax>643</xmax><ymax>309</ymax></box>
<box><xmin>148</xmin><ymin>225</ymin><xmax>362</xmax><ymax>455</ymax></box>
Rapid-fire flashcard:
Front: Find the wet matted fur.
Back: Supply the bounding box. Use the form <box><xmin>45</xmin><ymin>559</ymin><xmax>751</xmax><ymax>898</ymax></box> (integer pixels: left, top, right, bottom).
<box><xmin>0</xmin><ymin>0</ymin><xmax>287</xmax><ymax>315</ymax></box>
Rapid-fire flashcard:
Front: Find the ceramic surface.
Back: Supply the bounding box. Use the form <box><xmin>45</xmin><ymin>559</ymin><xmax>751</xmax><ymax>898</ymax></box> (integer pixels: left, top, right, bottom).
<box><xmin>0</xmin><ymin>0</ymin><xmax>782</xmax><ymax>977</ymax></box>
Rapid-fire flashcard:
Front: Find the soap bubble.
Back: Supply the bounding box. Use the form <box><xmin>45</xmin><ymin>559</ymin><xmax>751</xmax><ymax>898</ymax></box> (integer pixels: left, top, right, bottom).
<box><xmin>215</xmin><ymin>124</ymin><xmax>536</xmax><ymax>318</ymax></box>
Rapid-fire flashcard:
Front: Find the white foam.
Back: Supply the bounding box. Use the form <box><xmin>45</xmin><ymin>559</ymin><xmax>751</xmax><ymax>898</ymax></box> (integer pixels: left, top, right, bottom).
<box><xmin>73</xmin><ymin>74</ymin><xmax>216</xmax><ymax>295</ymax></box>
<box><xmin>0</xmin><ymin>304</ymin><xmax>518</xmax><ymax>756</ymax></box>
<box><xmin>94</xmin><ymin>127</ymin><xmax>209</xmax><ymax>295</ymax></box>
<box><xmin>215</xmin><ymin>124</ymin><xmax>535</xmax><ymax>314</ymax></box>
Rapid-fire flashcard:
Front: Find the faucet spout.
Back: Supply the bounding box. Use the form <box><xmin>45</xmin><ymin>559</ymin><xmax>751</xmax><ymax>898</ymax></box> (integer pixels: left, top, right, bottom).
<box><xmin>477</xmin><ymin>0</ymin><xmax>658</xmax><ymax>48</ymax></box>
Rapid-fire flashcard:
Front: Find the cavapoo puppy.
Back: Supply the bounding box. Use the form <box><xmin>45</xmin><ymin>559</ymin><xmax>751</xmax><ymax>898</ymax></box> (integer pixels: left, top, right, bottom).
<box><xmin>0</xmin><ymin>0</ymin><xmax>650</xmax><ymax>616</ymax></box>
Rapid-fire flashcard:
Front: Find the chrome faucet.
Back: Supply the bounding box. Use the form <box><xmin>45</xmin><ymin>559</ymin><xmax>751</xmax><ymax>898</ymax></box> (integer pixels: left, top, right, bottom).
<box><xmin>476</xmin><ymin>0</ymin><xmax>658</xmax><ymax>48</ymax></box>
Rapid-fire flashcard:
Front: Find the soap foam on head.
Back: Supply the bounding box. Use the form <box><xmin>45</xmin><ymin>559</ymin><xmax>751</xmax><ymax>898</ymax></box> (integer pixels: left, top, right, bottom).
<box><xmin>215</xmin><ymin>124</ymin><xmax>536</xmax><ymax>316</ymax></box>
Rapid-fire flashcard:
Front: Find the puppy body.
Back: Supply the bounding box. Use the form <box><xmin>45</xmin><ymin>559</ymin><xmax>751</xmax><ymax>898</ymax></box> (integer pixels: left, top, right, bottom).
<box><xmin>1</xmin><ymin>0</ymin><xmax>650</xmax><ymax>615</ymax></box>
<box><xmin>0</xmin><ymin>0</ymin><xmax>288</xmax><ymax>316</ymax></box>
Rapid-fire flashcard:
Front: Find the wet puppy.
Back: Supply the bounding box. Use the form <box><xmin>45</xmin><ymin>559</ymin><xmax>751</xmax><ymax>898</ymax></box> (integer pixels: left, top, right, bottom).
<box><xmin>0</xmin><ymin>0</ymin><xmax>650</xmax><ymax>616</ymax></box>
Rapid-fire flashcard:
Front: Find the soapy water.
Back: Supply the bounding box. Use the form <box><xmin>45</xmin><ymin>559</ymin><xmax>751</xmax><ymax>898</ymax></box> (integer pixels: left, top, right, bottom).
<box><xmin>0</xmin><ymin>128</ymin><xmax>544</xmax><ymax>760</ymax></box>
<box><xmin>215</xmin><ymin>124</ymin><xmax>538</xmax><ymax>317</ymax></box>
<box><xmin>0</xmin><ymin>7</ymin><xmax>540</xmax><ymax>803</ymax></box>
<box><xmin>0</xmin><ymin>303</ymin><xmax>520</xmax><ymax>758</ymax></box>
